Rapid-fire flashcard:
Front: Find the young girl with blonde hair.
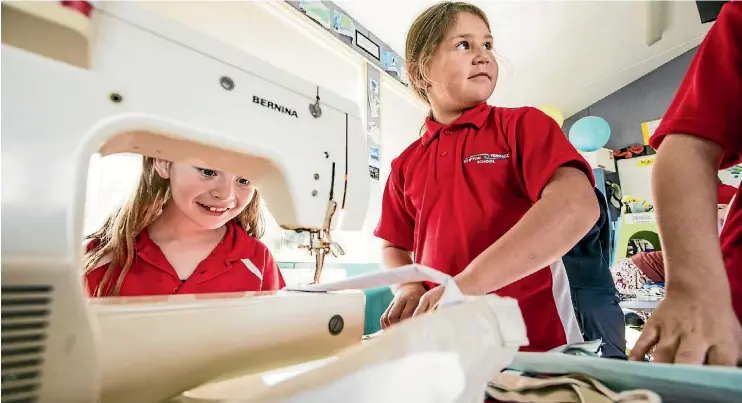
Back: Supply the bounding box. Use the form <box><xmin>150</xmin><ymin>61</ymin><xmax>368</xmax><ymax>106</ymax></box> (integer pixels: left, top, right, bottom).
<box><xmin>376</xmin><ymin>1</ymin><xmax>599</xmax><ymax>351</ymax></box>
<box><xmin>84</xmin><ymin>157</ymin><xmax>285</xmax><ymax>297</ymax></box>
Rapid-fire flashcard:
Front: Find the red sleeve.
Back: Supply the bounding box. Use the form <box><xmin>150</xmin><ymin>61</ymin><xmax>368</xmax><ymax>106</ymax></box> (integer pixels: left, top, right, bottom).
<box><xmin>649</xmin><ymin>2</ymin><xmax>742</xmax><ymax>168</ymax></box>
<box><xmin>260</xmin><ymin>248</ymin><xmax>286</xmax><ymax>291</ymax></box>
<box><xmin>509</xmin><ymin>107</ymin><xmax>595</xmax><ymax>203</ymax></box>
<box><xmin>374</xmin><ymin>164</ymin><xmax>415</xmax><ymax>251</ymax></box>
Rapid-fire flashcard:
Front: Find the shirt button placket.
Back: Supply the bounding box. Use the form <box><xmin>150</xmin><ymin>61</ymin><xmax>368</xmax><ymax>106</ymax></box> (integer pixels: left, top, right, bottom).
<box><xmin>438</xmin><ymin>129</ymin><xmax>455</xmax><ymax>178</ymax></box>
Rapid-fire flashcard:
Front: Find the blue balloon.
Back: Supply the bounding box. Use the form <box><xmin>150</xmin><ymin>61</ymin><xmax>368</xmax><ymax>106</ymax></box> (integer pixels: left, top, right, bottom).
<box><xmin>569</xmin><ymin>116</ymin><xmax>611</xmax><ymax>152</ymax></box>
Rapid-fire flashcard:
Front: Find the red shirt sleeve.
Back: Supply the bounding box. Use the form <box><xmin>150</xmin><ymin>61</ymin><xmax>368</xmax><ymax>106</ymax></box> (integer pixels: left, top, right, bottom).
<box><xmin>509</xmin><ymin>107</ymin><xmax>596</xmax><ymax>203</ymax></box>
<box><xmin>260</xmin><ymin>248</ymin><xmax>286</xmax><ymax>291</ymax></box>
<box><xmin>649</xmin><ymin>2</ymin><xmax>742</xmax><ymax>168</ymax></box>
<box><xmin>374</xmin><ymin>163</ymin><xmax>415</xmax><ymax>251</ymax></box>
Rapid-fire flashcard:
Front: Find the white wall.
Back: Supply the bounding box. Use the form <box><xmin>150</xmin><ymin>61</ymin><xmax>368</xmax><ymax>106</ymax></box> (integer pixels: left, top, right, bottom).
<box><xmin>85</xmin><ymin>1</ymin><xmax>427</xmax><ymax>264</ymax></box>
<box><xmin>138</xmin><ymin>1</ymin><xmax>364</xmax><ymax>106</ymax></box>
<box><xmin>379</xmin><ymin>75</ymin><xmax>429</xmax><ymax>180</ymax></box>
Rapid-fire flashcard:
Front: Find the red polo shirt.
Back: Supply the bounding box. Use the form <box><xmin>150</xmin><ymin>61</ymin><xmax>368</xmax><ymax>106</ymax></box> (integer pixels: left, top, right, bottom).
<box><xmin>650</xmin><ymin>2</ymin><xmax>742</xmax><ymax>321</ymax></box>
<box><xmin>719</xmin><ymin>183</ymin><xmax>737</xmax><ymax>205</ymax></box>
<box><xmin>375</xmin><ymin>103</ymin><xmax>595</xmax><ymax>352</ymax></box>
<box><xmin>86</xmin><ymin>220</ymin><xmax>285</xmax><ymax>296</ymax></box>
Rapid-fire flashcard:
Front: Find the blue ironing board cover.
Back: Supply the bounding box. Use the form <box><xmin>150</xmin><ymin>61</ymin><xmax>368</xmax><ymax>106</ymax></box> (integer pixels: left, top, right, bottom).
<box><xmin>510</xmin><ymin>352</ymin><xmax>742</xmax><ymax>403</ymax></box>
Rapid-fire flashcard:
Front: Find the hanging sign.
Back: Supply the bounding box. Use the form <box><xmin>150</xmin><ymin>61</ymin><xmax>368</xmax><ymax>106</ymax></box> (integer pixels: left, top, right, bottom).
<box><xmin>288</xmin><ymin>1</ymin><xmax>408</xmax><ymax>87</ymax></box>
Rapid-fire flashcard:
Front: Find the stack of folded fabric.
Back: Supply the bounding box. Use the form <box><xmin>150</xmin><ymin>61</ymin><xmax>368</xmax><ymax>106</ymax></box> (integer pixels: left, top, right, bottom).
<box><xmin>485</xmin><ymin>370</ymin><xmax>661</xmax><ymax>403</ymax></box>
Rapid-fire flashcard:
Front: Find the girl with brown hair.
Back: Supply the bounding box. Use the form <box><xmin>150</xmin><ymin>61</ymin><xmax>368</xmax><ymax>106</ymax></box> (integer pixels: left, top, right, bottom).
<box><xmin>376</xmin><ymin>2</ymin><xmax>599</xmax><ymax>351</ymax></box>
<box><xmin>84</xmin><ymin>157</ymin><xmax>285</xmax><ymax>297</ymax></box>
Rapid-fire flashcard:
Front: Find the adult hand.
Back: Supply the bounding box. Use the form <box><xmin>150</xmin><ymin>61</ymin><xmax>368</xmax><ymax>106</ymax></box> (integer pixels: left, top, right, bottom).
<box><xmin>380</xmin><ymin>282</ymin><xmax>426</xmax><ymax>329</ymax></box>
<box><xmin>630</xmin><ymin>289</ymin><xmax>742</xmax><ymax>366</ymax></box>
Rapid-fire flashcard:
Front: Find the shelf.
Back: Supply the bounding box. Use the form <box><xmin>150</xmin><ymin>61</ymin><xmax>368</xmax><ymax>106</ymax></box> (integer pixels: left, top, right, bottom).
<box><xmin>2</xmin><ymin>1</ymin><xmax>93</xmax><ymax>69</ymax></box>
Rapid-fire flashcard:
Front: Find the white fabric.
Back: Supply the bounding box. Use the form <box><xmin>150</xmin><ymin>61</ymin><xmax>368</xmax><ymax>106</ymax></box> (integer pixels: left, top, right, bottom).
<box><xmin>241</xmin><ymin>258</ymin><xmax>263</xmax><ymax>282</ymax></box>
<box><xmin>281</xmin><ymin>353</ymin><xmax>466</xmax><ymax>403</ymax></box>
<box><xmin>180</xmin><ymin>291</ymin><xmax>528</xmax><ymax>403</ymax></box>
<box><xmin>550</xmin><ymin>259</ymin><xmax>584</xmax><ymax>344</ymax></box>
<box><xmin>285</xmin><ymin>264</ymin><xmax>463</xmax><ymax>295</ymax></box>
<box><xmin>262</xmin><ymin>357</ymin><xmax>338</xmax><ymax>386</ymax></box>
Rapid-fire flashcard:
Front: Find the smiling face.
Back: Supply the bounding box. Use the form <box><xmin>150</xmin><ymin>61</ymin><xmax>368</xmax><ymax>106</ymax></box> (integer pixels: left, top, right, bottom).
<box><xmin>425</xmin><ymin>12</ymin><xmax>498</xmax><ymax>114</ymax></box>
<box><xmin>154</xmin><ymin>160</ymin><xmax>255</xmax><ymax>230</ymax></box>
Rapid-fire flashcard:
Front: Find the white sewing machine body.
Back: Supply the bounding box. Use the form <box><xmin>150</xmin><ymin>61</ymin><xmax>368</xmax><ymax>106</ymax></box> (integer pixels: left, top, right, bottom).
<box><xmin>2</xmin><ymin>1</ymin><xmax>369</xmax><ymax>258</ymax></box>
<box><xmin>2</xmin><ymin>1</ymin><xmax>369</xmax><ymax>402</ymax></box>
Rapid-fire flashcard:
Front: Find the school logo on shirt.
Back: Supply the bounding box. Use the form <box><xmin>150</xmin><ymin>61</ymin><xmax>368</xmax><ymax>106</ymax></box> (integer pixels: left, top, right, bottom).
<box><xmin>463</xmin><ymin>153</ymin><xmax>510</xmax><ymax>164</ymax></box>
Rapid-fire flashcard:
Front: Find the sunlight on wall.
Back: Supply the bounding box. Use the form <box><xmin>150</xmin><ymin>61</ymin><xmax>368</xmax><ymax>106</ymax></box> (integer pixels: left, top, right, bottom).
<box><xmin>83</xmin><ymin>153</ymin><xmax>142</xmax><ymax>235</ymax></box>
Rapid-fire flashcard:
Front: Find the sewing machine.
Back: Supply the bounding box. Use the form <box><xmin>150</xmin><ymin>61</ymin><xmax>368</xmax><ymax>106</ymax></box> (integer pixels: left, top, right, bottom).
<box><xmin>1</xmin><ymin>1</ymin><xmax>370</xmax><ymax>402</ymax></box>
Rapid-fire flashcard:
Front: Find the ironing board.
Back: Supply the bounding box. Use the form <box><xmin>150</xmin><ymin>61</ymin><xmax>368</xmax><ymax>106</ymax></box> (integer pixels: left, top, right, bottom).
<box><xmin>509</xmin><ymin>352</ymin><xmax>742</xmax><ymax>403</ymax></box>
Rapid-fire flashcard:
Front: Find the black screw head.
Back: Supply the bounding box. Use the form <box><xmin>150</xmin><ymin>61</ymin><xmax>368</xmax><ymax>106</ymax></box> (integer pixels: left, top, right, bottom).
<box><xmin>309</xmin><ymin>102</ymin><xmax>322</xmax><ymax>118</ymax></box>
<box><xmin>328</xmin><ymin>314</ymin><xmax>344</xmax><ymax>335</ymax></box>
<box><xmin>314</xmin><ymin>173</ymin><xmax>320</xmax><ymax>180</ymax></box>
<box><xmin>220</xmin><ymin>76</ymin><xmax>235</xmax><ymax>91</ymax></box>
<box><xmin>323</xmin><ymin>152</ymin><xmax>329</xmax><ymax>158</ymax></box>
<box><xmin>109</xmin><ymin>93</ymin><xmax>123</xmax><ymax>103</ymax></box>
<box><xmin>311</xmin><ymin>190</ymin><xmax>318</xmax><ymax>197</ymax></box>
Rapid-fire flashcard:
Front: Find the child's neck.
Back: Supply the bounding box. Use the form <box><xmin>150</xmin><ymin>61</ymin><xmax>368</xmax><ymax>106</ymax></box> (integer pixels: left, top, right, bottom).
<box><xmin>149</xmin><ymin>203</ymin><xmax>223</xmax><ymax>244</ymax></box>
<box><xmin>430</xmin><ymin>105</ymin><xmax>464</xmax><ymax>126</ymax></box>
<box><xmin>431</xmin><ymin>100</ymin><xmax>487</xmax><ymax>125</ymax></box>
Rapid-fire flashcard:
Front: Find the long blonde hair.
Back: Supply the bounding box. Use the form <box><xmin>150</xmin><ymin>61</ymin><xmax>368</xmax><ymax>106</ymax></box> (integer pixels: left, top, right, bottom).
<box><xmin>83</xmin><ymin>157</ymin><xmax>264</xmax><ymax>297</ymax></box>
<box><xmin>405</xmin><ymin>2</ymin><xmax>491</xmax><ymax>105</ymax></box>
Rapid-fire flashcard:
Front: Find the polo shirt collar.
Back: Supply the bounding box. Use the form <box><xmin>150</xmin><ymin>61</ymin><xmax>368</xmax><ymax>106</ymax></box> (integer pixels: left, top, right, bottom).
<box><xmin>422</xmin><ymin>102</ymin><xmax>491</xmax><ymax>146</ymax></box>
<box><xmin>135</xmin><ymin>220</ymin><xmax>257</xmax><ymax>274</ymax></box>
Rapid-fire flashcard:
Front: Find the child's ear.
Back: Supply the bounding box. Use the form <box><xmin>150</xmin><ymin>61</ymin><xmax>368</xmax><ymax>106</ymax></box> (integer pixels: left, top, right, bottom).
<box><xmin>153</xmin><ymin>159</ymin><xmax>172</xmax><ymax>179</ymax></box>
<box><xmin>407</xmin><ymin>62</ymin><xmax>426</xmax><ymax>89</ymax></box>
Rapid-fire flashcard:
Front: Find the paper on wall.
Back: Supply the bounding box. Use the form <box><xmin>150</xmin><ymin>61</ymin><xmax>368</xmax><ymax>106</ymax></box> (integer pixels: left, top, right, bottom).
<box><xmin>284</xmin><ymin>264</ymin><xmax>466</xmax><ymax>307</ymax></box>
<box><xmin>298</xmin><ymin>1</ymin><xmax>332</xmax><ymax>29</ymax></box>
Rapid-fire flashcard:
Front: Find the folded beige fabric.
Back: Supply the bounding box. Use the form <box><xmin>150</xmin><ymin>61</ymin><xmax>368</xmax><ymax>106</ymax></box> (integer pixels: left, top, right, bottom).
<box><xmin>486</xmin><ymin>372</ymin><xmax>661</xmax><ymax>403</ymax></box>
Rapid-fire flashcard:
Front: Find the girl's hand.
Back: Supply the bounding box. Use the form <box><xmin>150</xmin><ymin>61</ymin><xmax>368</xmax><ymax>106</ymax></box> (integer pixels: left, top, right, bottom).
<box><xmin>412</xmin><ymin>273</ymin><xmax>483</xmax><ymax>317</ymax></box>
<box><xmin>412</xmin><ymin>285</ymin><xmax>445</xmax><ymax>317</ymax></box>
<box><xmin>380</xmin><ymin>282</ymin><xmax>426</xmax><ymax>329</ymax></box>
<box><xmin>630</xmin><ymin>288</ymin><xmax>742</xmax><ymax>366</ymax></box>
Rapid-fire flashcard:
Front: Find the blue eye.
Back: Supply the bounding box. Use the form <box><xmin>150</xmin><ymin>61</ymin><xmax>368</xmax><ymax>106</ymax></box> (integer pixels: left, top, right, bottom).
<box><xmin>197</xmin><ymin>167</ymin><xmax>217</xmax><ymax>177</ymax></box>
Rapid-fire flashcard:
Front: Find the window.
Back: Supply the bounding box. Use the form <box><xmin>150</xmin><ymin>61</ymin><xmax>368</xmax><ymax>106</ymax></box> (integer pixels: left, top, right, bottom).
<box><xmin>83</xmin><ymin>153</ymin><xmax>142</xmax><ymax>235</ymax></box>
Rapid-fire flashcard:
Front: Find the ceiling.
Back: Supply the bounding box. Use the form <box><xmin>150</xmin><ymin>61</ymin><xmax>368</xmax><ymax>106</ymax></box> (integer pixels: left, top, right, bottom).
<box><xmin>335</xmin><ymin>0</ymin><xmax>711</xmax><ymax>118</ymax></box>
